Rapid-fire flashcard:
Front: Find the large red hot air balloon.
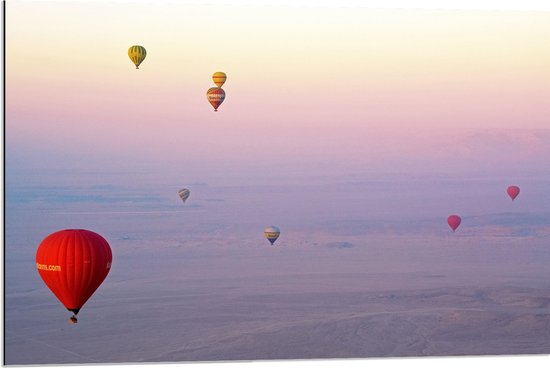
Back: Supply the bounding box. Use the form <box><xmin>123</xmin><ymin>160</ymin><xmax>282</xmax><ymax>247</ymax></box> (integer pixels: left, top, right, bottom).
<box><xmin>507</xmin><ymin>185</ymin><xmax>520</xmax><ymax>201</ymax></box>
<box><xmin>447</xmin><ymin>215</ymin><xmax>461</xmax><ymax>232</ymax></box>
<box><xmin>36</xmin><ymin>229</ymin><xmax>112</xmax><ymax>323</ymax></box>
<box><xmin>206</xmin><ymin>87</ymin><xmax>225</xmax><ymax>111</ymax></box>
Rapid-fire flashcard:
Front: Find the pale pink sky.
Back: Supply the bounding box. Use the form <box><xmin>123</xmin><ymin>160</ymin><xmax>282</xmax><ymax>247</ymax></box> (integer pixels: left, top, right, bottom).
<box><xmin>6</xmin><ymin>1</ymin><xmax>550</xmax><ymax>184</ymax></box>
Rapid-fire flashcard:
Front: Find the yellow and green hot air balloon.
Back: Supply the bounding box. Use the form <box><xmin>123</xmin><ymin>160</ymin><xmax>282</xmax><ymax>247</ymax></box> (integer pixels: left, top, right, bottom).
<box><xmin>264</xmin><ymin>226</ymin><xmax>280</xmax><ymax>245</ymax></box>
<box><xmin>128</xmin><ymin>45</ymin><xmax>147</xmax><ymax>69</ymax></box>
<box><xmin>212</xmin><ymin>72</ymin><xmax>227</xmax><ymax>87</ymax></box>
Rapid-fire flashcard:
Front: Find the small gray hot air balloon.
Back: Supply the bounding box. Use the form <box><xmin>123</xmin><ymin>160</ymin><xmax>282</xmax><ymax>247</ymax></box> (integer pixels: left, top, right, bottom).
<box><xmin>178</xmin><ymin>188</ymin><xmax>190</xmax><ymax>203</ymax></box>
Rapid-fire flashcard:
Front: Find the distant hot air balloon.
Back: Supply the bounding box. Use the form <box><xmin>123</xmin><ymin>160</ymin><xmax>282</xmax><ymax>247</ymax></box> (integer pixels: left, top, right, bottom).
<box><xmin>507</xmin><ymin>185</ymin><xmax>520</xmax><ymax>201</ymax></box>
<box><xmin>128</xmin><ymin>45</ymin><xmax>146</xmax><ymax>69</ymax></box>
<box><xmin>36</xmin><ymin>229</ymin><xmax>112</xmax><ymax>323</ymax></box>
<box><xmin>264</xmin><ymin>226</ymin><xmax>280</xmax><ymax>245</ymax></box>
<box><xmin>212</xmin><ymin>72</ymin><xmax>227</xmax><ymax>87</ymax></box>
<box><xmin>178</xmin><ymin>188</ymin><xmax>190</xmax><ymax>203</ymax></box>
<box><xmin>207</xmin><ymin>87</ymin><xmax>225</xmax><ymax>111</ymax></box>
<box><xmin>447</xmin><ymin>215</ymin><xmax>461</xmax><ymax>232</ymax></box>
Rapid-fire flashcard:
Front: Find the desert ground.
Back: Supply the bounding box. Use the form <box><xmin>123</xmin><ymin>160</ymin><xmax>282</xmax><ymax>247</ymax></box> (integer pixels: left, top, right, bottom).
<box><xmin>4</xmin><ymin>175</ymin><xmax>550</xmax><ymax>364</ymax></box>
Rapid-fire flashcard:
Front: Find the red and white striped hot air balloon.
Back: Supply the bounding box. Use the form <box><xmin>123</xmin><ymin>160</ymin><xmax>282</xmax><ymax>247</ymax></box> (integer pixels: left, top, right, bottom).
<box><xmin>207</xmin><ymin>87</ymin><xmax>225</xmax><ymax>111</ymax></box>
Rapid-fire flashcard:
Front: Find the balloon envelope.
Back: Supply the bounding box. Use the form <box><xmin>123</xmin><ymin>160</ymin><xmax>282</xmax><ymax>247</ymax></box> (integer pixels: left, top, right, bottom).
<box><xmin>447</xmin><ymin>215</ymin><xmax>461</xmax><ymax>232</ymax></box>
<box><xmin>507</xmin><ymin>185</ymin><xmax>520</xmax><ymax>201</ymax></box>
<box><xmin>207</xmin><ymin>87</ymin><xmax>225</xmax><ymax>111</ymax></box>
<box><xmin>178</xmin><ymin>188</ymin><xmax>190</xmax><ymax>203</ymax></box>
<box><xmin>264</xmin><ymin>226</ymin><xmax>280</xmax><ymax>245</ymax></box>
<box><xmin>128</xmin><ymin>45</ymin><xmax>146</xmax><ymax>69</ymax></box>
<box><xmin>212</xmin><ymin>72</ymin><xmax>227</xmax><ymax>87</ymax></box>
<box><xmin>36</xmin><ymin>229</ymin><xmax>112</xmax><ymax>315</ymax></box>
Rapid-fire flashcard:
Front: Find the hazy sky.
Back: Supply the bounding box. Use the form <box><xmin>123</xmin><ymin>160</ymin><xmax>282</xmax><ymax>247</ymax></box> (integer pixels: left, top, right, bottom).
<box><xmin>4</xmin><ymin>5</ymin><xmax>550</xmax><ymax>368</ymax></box>
<box><xmin>6</xmin><ymin>0</ymin><xmax>550</xmax><ymax>185</ymax></box>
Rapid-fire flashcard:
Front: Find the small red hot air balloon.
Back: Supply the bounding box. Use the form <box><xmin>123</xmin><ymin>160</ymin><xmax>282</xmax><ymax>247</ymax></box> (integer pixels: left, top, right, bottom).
<box><xmin>36</xmin><ymin>229</ymin><xmax>112</xmax><ymax>323</ymax></box>
<box><xmin>207</xmin><ymin>87</ymin><xmax>225</xmax><ymax>111</ymax></box>
<box><xmin>447</xmin><ymin>215</ymin><xmax>461</xmax><ymax>232</ymax></box>
<box><xmin>507</xmin><ymin>185</ymin><xmax>520</xmax><ymax>201</ymax></box>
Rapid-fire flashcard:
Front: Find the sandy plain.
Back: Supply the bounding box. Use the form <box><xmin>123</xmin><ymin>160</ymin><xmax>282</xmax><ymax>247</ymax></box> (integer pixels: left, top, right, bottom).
<box><xmin>4</xmin><ymin>177</ymin><xmax>550</xmax><ymax>364</ymax></box>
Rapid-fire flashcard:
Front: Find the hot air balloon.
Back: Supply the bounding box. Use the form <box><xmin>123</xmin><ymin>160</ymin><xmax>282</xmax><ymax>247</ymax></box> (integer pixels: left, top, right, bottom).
<box><xmin>207</xmin><ymin>87</ymin><xmax>225</xmax><ymax>111</ymax></box>
<box><xmin>36</xmin><ymin>229</ymin><xmax>112</xmax><ymax>323</ymax></box>
<box><xmin>447</xmin><ymin>215</ymin><xmax>461</xmax><ymax>232</ymax></box>
<box><xmin>507</xmin><ymin>185</ymin><xmax>520</xmax><ymax>201</ymax></box>
<box><xmin>264</xmin><ymin>226</ymin><xmax>280</xmax><ymax>245</ymax></box>
<box><xmin>178</xmin><ymin>188</ymin><xmax>190</xmax><ymax>203</ymax></box>
<box><xmin>212</xmin><ymin>72</ymin><xmax>227</xmax><ymax>87</ymax></box>
<box><xmin>128</xmin><ymin>45</ymin><xmax>146</xmax><ymax>69</ymax></box>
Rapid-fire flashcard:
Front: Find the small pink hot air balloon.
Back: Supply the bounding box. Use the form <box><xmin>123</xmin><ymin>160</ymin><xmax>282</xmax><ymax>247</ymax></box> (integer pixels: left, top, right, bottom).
<box><xmin>507</xmin><ymin>185</ymin><xmax>520</xmax><ymax>201</ymax></box>
<box><xmin>447</xmin><ymin>215</ymin><xmax>461</xmax><ymax>232</ymax></box>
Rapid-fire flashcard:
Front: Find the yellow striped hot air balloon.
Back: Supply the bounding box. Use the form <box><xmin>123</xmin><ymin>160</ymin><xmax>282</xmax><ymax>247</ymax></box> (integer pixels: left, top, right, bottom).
<box><xmin>264</xmin><ymin>226</ymin><xmax>280</xmax><ymax>245</ymax></box>
<box><xmin>128</xmin><ymin>45</ymin><xmax>146</xmax><ymax>69</ymax></box>
<box><xmin>212</xmin><ymin>72</ymin><xmax>227</xmax><ymax>87</ymax></box>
